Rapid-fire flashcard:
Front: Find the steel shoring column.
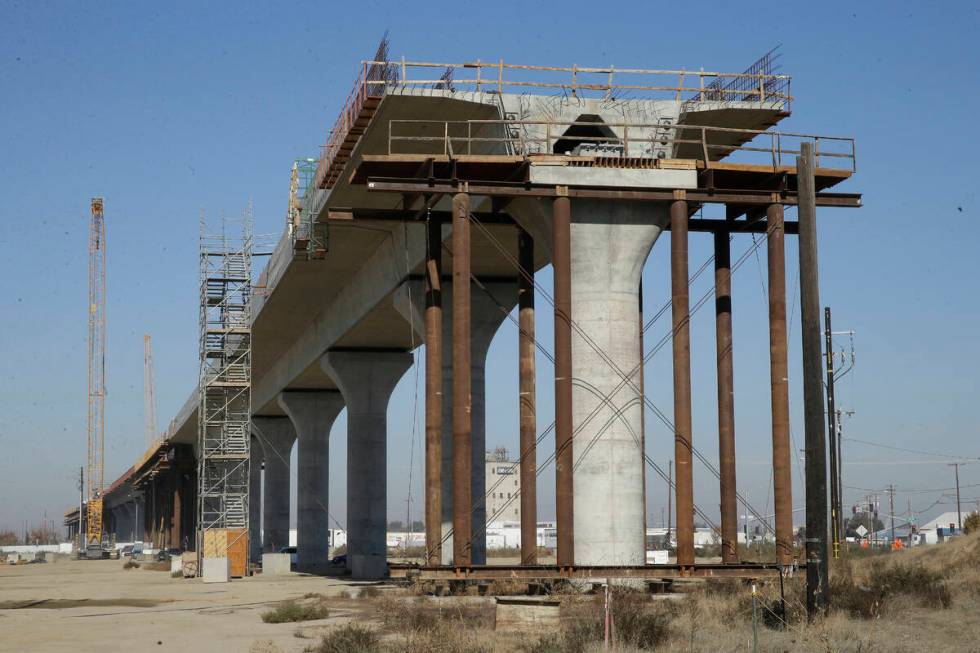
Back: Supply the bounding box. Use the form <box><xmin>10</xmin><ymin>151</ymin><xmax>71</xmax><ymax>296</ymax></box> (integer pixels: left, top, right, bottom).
<box><xmin>518</xmin><ymin>228</ymin><xmax>538</xmax><ymax>566</ymax></box>
<box><xmin>767</xmin><ymin>201</ymin><xmax>795</xmax><ymax>568</ymax></box>
<box><xmin>451</xmin><ymin>192</ymin><xmax>472</xmax><ymax>567</ymax></box>
<box><xmin>714</xmin><ymin>230</ymin><xmax>739</xmax><ymax>564</ymax></box>
<box><xmin>670</xmin><ymin>197</ymin><xmax>695</xmax><ymax>568</ymax></box>
<box><xmin>425</xmin><ymin>213</ymin><xmax>443</xmax><ymax>566</ymax></box>
<box><xmin>248</xmin><ymin>437</ymin><xmax>263</xmax><ymax>563</ymax></box>
<box><xmin>552</xmin><ymin>195</ymin><xmax>574</xmax><ymax>568</ymax></box>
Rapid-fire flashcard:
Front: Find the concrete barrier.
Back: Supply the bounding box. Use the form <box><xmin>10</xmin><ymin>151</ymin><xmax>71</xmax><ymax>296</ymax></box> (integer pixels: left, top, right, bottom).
<box><xmin>261</xmin><ymin>553</ymin><xmax>291</xmax><ymax>576</ymax></box>
<box><xmin>202</xmin><ymin>557</ymin><xmax>228</xmax><ymax>583</ymax></box>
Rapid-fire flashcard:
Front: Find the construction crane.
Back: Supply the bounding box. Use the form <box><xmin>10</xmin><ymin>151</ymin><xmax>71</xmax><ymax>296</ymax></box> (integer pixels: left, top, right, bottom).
<box><xmin>143</xmin><ymin>334</ymin><xmax>157</xmax><ymax>448</ymax></box>
<box><xmin>84</xmin><ymin>197</ymin><xmax>107</xmax><ymax>557</ymax></box>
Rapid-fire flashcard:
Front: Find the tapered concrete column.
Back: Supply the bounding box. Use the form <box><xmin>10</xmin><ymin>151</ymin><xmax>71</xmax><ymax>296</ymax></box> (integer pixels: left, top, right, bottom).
<box><xmin>278</xmin><ymin>390</ymin><xmax>345</xmax><ymax>571</ymax></box>
<box><xmin>570</xmin><ymin>199</ymin><xmax>667</xmax><ymax>567</ymax></box>
<box><xmin>253</xmin><ymin>417</ymin><xmax>296</xmax><ymax>553</ymax></box>
<box><xmin>321</xmin><ymin>351</ymin><xmax>412</xmax><ymax>579</ymax></box>
<box><xmin>394</xmin><ymin>278</ymin><xmax>518</xmax><ymax>566</ymax></box>
<box><xmin>248</xmin><ymin>436</ymin><xmax>264</xmax><ymax>563</ymax></box>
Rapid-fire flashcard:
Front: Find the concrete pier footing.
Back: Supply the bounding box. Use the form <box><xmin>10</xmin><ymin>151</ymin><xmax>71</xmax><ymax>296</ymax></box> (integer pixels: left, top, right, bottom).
<box><xmin>277</xmin><ymin>390</ymin><xmax>345</xmax><ymax>571</ymax></box>
<box><xmin>321</xmin><ymin>350</ymin><xmax>412</xmax><ymax>579</ymax></box>
<box><xmin>252</xmin><ymin>416</ymin><xmax>296</xmax><ymax>554</ymax></box>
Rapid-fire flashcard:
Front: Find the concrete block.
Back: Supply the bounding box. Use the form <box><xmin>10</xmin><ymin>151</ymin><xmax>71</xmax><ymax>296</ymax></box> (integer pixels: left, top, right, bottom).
<box><xmin>262</xmin><ymin>553</ymin><xmax>292</xmax><ymax>576</ymax></box>
<box><xmin>202</xmin><ymin>557</ymin><xmax>229</xmax><ymax>583</ymax></box>
<box><xmin>6</xmin><ymin>553</ymin><xmax>19</xmax><ymax>565</ymax></box>
<box><xmin>495</xmin><ymin>597</ymin><xmax>560</xmax><ymax>632</ymax></box>
<box><xmin>170</xmin><ymin>556</ymin><xmax>182</xmax><ymax>575</ymax></box>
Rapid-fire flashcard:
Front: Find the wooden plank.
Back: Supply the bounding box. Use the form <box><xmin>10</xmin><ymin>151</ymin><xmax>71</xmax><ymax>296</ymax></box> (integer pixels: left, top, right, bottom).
<box><xmin>226</xmin><ymin>529</ymin><xmax>248</xmax><ymax>578</ymax></box>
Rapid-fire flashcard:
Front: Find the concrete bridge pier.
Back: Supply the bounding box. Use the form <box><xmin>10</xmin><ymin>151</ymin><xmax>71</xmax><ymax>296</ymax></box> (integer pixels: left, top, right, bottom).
<box><xmin>248</xmin><ymin>435</ymin><xmax>264</xmax><ymax>563</ymax></box>
<box><xmin>253</xmin><ymin>416</ymin><xmax>296</xmax><ymax>553</ymax></box>
<box><xmin>511</xmin><ymin>198</ymin><xmax>665</xmax><ymax>568</ymax></box>
<box><xmin>395</xmin><ymin>278</ymin><xmax>518</xmax><ymax>565</ymax></box>
<box><xmin>322</xmin><ymin>350</ymin><xmax>412</xmax><ymax>579</ymax></box>
<box><xmin>278</xmin><ymin>390</ymin><xmax>345</xmax><ymax>571</ymax></box>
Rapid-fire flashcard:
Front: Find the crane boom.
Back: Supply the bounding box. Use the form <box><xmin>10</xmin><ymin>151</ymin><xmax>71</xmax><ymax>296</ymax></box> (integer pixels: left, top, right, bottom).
<box><xmin>86</xmin><ymin>197</ymin><xmax>106</xmax><ymax>549</ymax></box>
<box><xmin>144</xmin><ymin>334</ymin><xmax>157</xmax><ymax>447</ymax></box>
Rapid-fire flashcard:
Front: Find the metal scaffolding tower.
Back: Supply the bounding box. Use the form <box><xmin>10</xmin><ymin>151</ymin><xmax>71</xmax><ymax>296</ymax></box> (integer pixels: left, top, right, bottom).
<box><xmin>196</xmin><ymin>205</ymin><xmax>254</xmax><ymax>574</ymax></box>
<box><xmin>86</xmin><ymin>197</ymin><xmax>107</xmax><ymax>551</ymax></box>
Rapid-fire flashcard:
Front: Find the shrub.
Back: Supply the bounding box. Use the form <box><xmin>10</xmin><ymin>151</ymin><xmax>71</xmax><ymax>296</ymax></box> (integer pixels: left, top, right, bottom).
<box><xmin>306</xmin><ymin>624</ymin><xmax>381</xmax><ymax>653</ymax></box>
<box><xmin>559</xmin><ymin>590</ymin><xmax>672</xmax><ymax>652</ymax></box>
<box><xmin>831</xmin><ymin>558</ymin><xmax>951</xmax><ymax>619</ymax></box>
<box><xmin>261</xmin><ymin>599</ymin><xmax>330</xmax><ymax>624</ymax></box>
<box><xmin>123</xmin><ymin>560</ymin><xmax>140</xmax><ymax>570</ymax></box>
<box><xmin>358</xmin><ymin>586</ymin><xmax>382</xmax><ymax>599</ymax></box>
<box><xmin>963</xmin><ymin>512</ymin><xmax>980</xmax><ymax>535</ymax></box>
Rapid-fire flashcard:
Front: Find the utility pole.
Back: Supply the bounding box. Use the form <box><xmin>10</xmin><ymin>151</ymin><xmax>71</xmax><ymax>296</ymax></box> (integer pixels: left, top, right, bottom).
<box><xmin>949</xmin><ymin>463</ymin><xmax>963</xmax><ymax>531</ymax></box>
<box><xmin>887</xmin><ymin>484</ymin><xmax>896</xmax><ymax>545</ymax></box>
<box><xmin>77</xmin><ymin>466</ymin><xmax>84</xmax><ymax>552</ymax></box>
<box><xmin>799</xmin><ymin>141</ymin><xmax>830</xmax><ymax>617</ymax></box>
<box><xmin>824</xmin><ymin>307</ymin><xmax>840</xmax><ymax>559</ymax></box>
<box><xmin>666</xmin><ymin>460</ymin><xmax>673</xmax><ymax>547</ymax></box>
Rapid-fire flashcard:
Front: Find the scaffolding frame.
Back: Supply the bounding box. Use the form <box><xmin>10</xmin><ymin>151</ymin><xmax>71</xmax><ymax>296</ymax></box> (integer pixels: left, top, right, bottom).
<box><xmin>196</xmin><ymin>205</ymin><xmax>254</xmax><ymax>572</ymax></box>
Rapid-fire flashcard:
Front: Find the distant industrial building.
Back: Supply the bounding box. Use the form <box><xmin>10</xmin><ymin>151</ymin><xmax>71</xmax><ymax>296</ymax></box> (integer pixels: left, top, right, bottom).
<box><xmin>486</xmin><ymin>448</ymin><xmax>520</xmax><ymax>525</ymax></box>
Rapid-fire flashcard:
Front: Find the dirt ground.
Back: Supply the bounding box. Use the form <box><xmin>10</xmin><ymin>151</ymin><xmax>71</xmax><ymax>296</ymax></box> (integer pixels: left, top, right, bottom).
<box><xmin>0</xmin><ymin>557</ymin><xmax>382</xmax><ymax>653</ymax></box>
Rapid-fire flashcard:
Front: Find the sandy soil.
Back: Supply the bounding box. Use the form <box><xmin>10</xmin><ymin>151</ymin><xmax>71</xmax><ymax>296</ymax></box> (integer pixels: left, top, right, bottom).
<box><xmin>0</xmin><ymin>557</ymin><xmax>383</xmax><ymax>653</ymax></box>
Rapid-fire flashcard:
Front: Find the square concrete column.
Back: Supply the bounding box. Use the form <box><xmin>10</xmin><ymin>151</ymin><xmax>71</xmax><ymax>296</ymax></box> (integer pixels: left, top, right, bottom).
<box><xmin>248</xmin><ymin>436</ymin><xmax>263</xmax><ymax>563</ymax></box>
<box><xmin>252</xmin><ymin>417</ymin><xmax>296</xmax><ymax>554</ymax></box>
<box><xmin>277</xmin><ymin>390</ymin><xmax>345</xmax><ymax>571</ymax></box>
<box><xmin>321</xmin><ymin>350</ymin><xmax>412</xmax><ymax>579</ymax></box>
<box><xmin>395</xmin><ymin>278</ymin><xmax>518</xmax><ymax>565</ymax></box>
<box><xmin>569</xmin><ymin>199</ymin><xmax>666</xmax><ymax>567</ymax></box>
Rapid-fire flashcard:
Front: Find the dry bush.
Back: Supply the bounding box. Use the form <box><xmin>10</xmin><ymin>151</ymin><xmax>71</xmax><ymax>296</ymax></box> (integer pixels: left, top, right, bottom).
<box><xmin>262</xmin><ymin>599</ymin><xmax>330</xmax><ymax>624</ymax></box>
<box><xmin>486</xmin><ymin>546</ymin><xmax>550</xmax><ymax>559</ymax></box>
<box><xmin>141</xmin><ymin>561</ymin><xmax>172</xmax><ymax>571</ymax></box>
<box><xmin>375</xmin><ymin>596</ymin><xmax>493</xmax><ymax>633</ymax></box>
<box><xmin>963</xmin><ymin>512</ymin><xmax>980</xmax><ymax>535</ymax></box>
<box><xmin>553</xmin><ymin>590</ymin><xmax>673</xmax><ymax>652</ymax></box>
<box><xmin>122</xmin><ymin>560</ymin><xmax>139</xmax><ymax>570</ymax></box>
<box><xmin>486</xmin><ymin>579</ymin><xmax>528</xmax><ymax>596</ymax></box>
<box><xmin>305</xmin><ymin>624</ymin><xmax>381</xmax><ymax>653</ymax></box>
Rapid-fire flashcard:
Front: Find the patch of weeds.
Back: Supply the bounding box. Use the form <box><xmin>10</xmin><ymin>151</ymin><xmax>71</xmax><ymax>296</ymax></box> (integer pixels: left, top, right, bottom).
<box><xmin>358</xmin><ymin>586</ymin><xmax>382</xmax><ymax>599</ymax></box>
<box><xmin>170</xmin><ymin>570</ymin><xmax>182</xmax><ymax>578</ymax></box>
<box><xmin>122</xmin><ymin>560</ymin><xmax>140</xmax><ymax>570</ymax></box>
<box><xmin>262</xmin><ymin>599</ymin><xmax>330</xmax><ymax>624</ymax></box>
<box><xmin>305</xmin><ymin>624</ymin><xmax>381</xmax><ymax>653</ymax></box>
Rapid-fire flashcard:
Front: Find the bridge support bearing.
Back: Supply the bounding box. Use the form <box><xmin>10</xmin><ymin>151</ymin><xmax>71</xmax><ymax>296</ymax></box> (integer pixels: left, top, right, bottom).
<box><xmin>253</xmin><ymin>417</ymin><xmax>296</xmax><ymax>554</ymax></box>
<box><xmin>278</xmin><ymin>390</ymin><xmax>345</xmax><ymax>571</ymax></box>
<box><xmin>322</xmin><ymin>350</ymin><xmax>412</xmax><ymax>579</ymax></box>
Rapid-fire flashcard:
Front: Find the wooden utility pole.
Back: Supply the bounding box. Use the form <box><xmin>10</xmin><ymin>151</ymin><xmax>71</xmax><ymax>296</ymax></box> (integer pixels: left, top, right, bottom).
<box><xmin>799</xmin><ymin>142</ymin><xmax>830</xmax><ymax>617</ymax></box>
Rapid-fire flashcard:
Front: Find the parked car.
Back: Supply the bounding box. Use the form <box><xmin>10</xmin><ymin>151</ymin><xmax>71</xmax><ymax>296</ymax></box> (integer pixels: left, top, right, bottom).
<box><xmin>330</xmin><ymin>553</ymin><xmax>346</xmax><ymax>566</ymax></box>
<box><xmin>155</xmin><ymin>548</ymin><xmax>181</xmax><ymax>562</ymax></box>
<box><xmin>278</xmin><ymin>546</ymin><xmax>297</xmax><ymax>566</ymax></box>
<box><xmin>120</xmin><ymin>545</ymin><xmax>134</xmax><ymax>558</ymax></box>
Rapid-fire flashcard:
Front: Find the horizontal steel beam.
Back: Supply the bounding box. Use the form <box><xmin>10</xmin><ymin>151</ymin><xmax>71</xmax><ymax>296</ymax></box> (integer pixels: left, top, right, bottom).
<box><xmin>388</xmin><ymin>562</ymin><xmax>787</xmax><ymax>580</ymax></box>
<box><xmin>365</xmin><ymin>178</ymin><xmax>862</xmax><ymax>208</ymax></box>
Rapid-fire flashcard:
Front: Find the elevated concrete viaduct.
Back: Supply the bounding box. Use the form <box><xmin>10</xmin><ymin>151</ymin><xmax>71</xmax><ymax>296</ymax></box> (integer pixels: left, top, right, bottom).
<box><xmin>96</xmin><ymin>49</ymin><xmax>860</xmax><ymax>582</ymax></box>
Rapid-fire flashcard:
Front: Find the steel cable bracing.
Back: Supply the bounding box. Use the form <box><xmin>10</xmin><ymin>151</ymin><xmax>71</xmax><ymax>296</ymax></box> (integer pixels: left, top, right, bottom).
<box><xmin>431</xmin><ymin>214</ymin><xmax>776</xmax><ymax>555</ymax></box>
<box><xmin>466</xmin><ymin>212</ymin><xmax>779</xmax><ymax>534</ymax></box>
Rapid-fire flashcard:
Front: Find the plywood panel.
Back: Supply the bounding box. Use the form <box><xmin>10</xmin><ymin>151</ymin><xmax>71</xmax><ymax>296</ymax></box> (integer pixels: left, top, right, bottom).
<box><xmin>226</xmin><ymin>529</ymin><xmax>248</xmax><ymax>578</ymax></box>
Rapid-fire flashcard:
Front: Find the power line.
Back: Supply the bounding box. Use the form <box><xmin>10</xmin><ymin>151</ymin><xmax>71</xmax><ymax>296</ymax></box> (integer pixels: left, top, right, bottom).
<box><xmin>843</xmin><ymin>437</ymin><xmax>980</xmax><ymax>462</ymax></box>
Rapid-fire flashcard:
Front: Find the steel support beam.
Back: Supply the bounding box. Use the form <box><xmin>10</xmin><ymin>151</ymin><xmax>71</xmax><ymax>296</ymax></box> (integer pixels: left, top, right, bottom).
<box><xmin>518</xmin><ymin>228</ymin><xmax>538</xmax><ymax>566</ymax></box>
<box><xmin>388</xmin><ymin>562</ymin><xmax>786</xmax><ymax>581</ymax></box>
<box><xmin>451</xmin><ymin>192</ymin><xmax>472</xmax><ymax>567</ymax></box>
<box><xmin>767</xmin><ymin>201</ymin><xmax>795</xmax><ymax>568</ymax></box>
<box><xmin>671</xmin><ymin>197</ymin><xmax>695</xmax><ymax>567</ymax></box>
<box><xmin>714</xmin><ymin>230</ymin><xmax>738</xmax><ymax>564</ymax></box>
<box><xmin>425</xmin><ymin>213</ymin><xmax>443</xmax><ymax>566</ymax></box>
<box><xmin>552</xmin><ymin>195</ymin><xmax>574</xmax><ymax>568</ymax></box>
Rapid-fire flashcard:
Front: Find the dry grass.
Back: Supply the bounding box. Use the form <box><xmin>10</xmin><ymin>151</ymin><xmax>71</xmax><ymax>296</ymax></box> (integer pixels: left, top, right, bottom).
<box><xmin>261</xmin><ymin>598</ymin><xmax>330</xmax><ymax>624</ymax></box>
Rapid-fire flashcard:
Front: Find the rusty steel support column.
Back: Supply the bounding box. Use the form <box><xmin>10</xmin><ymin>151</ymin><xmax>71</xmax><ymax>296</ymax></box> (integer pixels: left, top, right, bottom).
<box><xmin>714</xmin><ymin>230</ymin><xmax>738</xmax><ymax>563</ymax></box>
<box><xmin>671</xmin><ymin>196</ymin><xmax>695</xmax><ymax>568</ymax></box>
<box><xmin>425</xmin><ymin>212</ymin><xmax>443</xmax><ymax>566</ymax></box>
<box><xmin>767</xmin><ymin>200</ymin><xmax>794</xmax><ymax>567</ymax></box>
<box><xmin>451</xmin><ymin>192</ymin><xmax>472</xmax><ymax>567</ymax></box>
<box><xmin>552</xmin><ymin>195</ymin><xmax>574</xmax><ymax>568</ymax></box>
<box><xmin>518</xmin><ymin>228</ymin><xmax>538</xmax><ymax>566</ymax></box>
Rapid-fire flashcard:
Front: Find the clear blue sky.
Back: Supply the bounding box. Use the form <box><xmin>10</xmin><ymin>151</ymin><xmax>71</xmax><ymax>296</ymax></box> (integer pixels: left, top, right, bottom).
<box><xmin>1</xmin><ymin>0</ymin><xmax>977</xmax><ymax>536</ymax></box>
